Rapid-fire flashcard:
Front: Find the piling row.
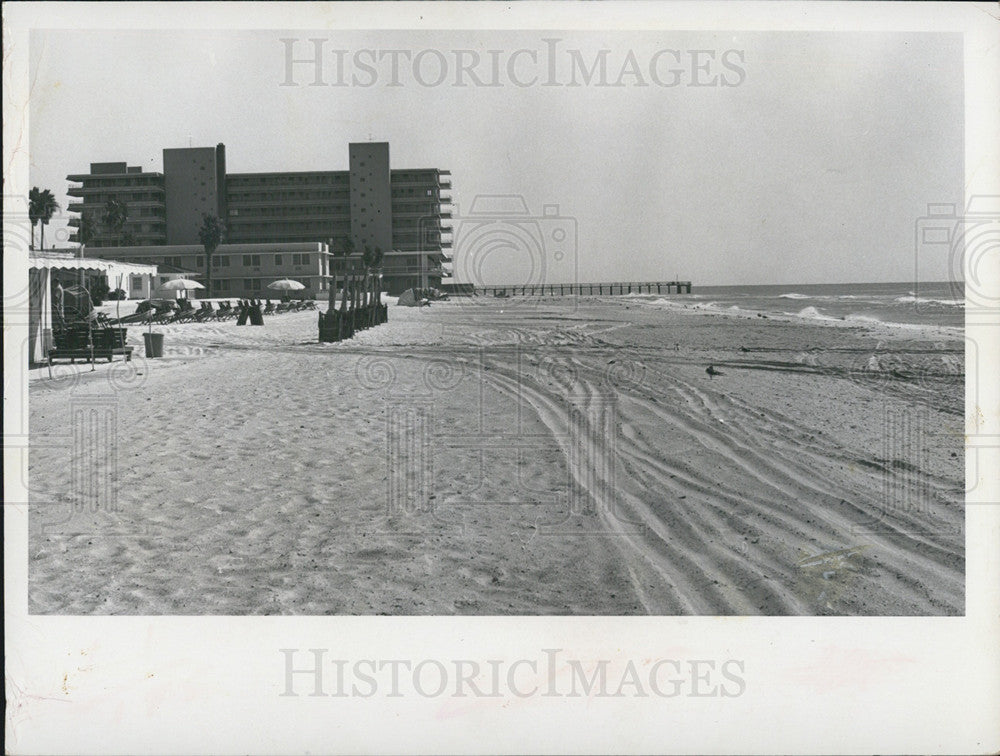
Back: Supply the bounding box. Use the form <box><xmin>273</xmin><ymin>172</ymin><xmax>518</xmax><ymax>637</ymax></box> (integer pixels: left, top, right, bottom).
<box><xmin>471</xmin><ymin>281</ymin><xmax>692</xmax><ymax>297</ymax></box>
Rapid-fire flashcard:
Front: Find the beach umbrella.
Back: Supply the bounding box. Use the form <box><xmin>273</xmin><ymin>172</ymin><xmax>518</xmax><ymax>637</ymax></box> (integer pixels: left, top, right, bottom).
<box><xmin>155</xmin><ymin>278</ymin><xmax>205</xmax><ymax>298</ymax></box>
<box><xmin>267</xmin><ymin>279</ymin><xmax>306</xmax><ymax>291</ymax></box>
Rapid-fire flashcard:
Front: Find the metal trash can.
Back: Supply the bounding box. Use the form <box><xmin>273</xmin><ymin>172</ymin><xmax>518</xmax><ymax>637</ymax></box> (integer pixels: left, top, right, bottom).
<box><xmin>143</xmin><ymin>332</ymin><xmax>164</xmax><ymax>358</ymax></box>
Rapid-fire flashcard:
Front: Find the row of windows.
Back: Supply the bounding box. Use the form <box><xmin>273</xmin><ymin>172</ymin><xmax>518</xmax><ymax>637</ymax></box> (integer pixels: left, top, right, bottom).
<box><xmin>229</xmin><ymin>189</ymin><xmax>350</xmax><ymax>202</ymax></box>
<box><xmin>392</xmin><ymin>172</ymin><xmax>438</xmax><ymax>182</ymax></box>
<box><xmin>79</xmin><ymin>178</ymin><xmax>163</xmax><ymax>189</ymax></box>
<box><xmin>392</xmin><ymin>188</ymin><xmax>436</xmax><ymax>197</ymax></box>
<box><xmin>229</xmin><ymin>206</ymin><xmax>350</xmax><ymax>219</ymax></box>
<box><xmin>210</xmin><ymin>278</ymin><xmax>326</xmax><ymax>292</ymax></box>
<box><xmin>225</xmin><ymin>171</ymin><xmax>439</xmax><ymax>187</ymax></box>
<box><xmin>227</xmin><ymin>222</ymin><xmax>332</xmax><ymax>232</ymax></box>
<box><xmin>227</xmin><ymin>186</ymin><xmax>439</xmax><ymax>203</ymax></box>
<box><xmin>76</xmin><ymin>193</ymin><xmax>165</xmax><ymax>205</ymax></box>
<box><xmin>228</xmin><ymin>174</ymin><xmax>349</xmax><ymax>187</ymax></box>
<box><xmin>210</xmin><ymin>253</ymin><xmax>313</xmax><ymax>268</ymax></box>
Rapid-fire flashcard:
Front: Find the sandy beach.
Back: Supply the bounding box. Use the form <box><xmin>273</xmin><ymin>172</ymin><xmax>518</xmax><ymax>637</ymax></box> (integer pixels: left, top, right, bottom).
<box><xmin>28</xmin><ymin>296</ymin><xmax>965</xmax><ymax>615</ymax></box>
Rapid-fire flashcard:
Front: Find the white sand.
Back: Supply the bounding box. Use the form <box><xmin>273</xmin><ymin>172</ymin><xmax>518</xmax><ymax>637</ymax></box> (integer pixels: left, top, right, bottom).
<box><xmin>29</xmin><ymin>296</ymin><xmax>964</xmax><ymax>614</ymax></box>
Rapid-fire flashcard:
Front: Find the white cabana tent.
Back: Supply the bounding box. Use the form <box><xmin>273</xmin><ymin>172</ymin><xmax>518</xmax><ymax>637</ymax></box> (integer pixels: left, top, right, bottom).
<box><xmin>27</xmin><ymin>253</ymin><xmax>158</xmax><ymax>364</ymax></box>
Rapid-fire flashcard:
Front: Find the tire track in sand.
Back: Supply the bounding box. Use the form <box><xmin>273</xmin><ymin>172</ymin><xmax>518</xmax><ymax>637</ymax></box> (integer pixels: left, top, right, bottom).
<box><xmin>466</xmin><ymin>326</ymin><xmax>962</xmax><ymax>615</ymax></box>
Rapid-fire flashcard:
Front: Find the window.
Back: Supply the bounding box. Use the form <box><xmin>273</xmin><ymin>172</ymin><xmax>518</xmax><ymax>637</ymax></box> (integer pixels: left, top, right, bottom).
<box><xmin>274</xmin><ymin>254</ymin><xmax>282</xmax><ymax>266</ymax></box>
<box><xmin>243</xmin><ymin>278</ymin><xmax>262</xmax><ymax>291</ymax></box>
<box><xmin>213</xmin><ymin>254</ymin><xmax>230</xmax><ymax>268</ymax></box>
<box><xmin>242</xmin><ymin>254</ymin><xmax>260</xmax><ymax>267</ymax></box>
<box><xmin>196</xmin><ymin>256</ymin><xmax>204</xmax><ymax>268</ymax></box>
<box><xmin>214</xmin><ymin>279</ymin><xmax>230</xmax><ymax>292</ymax></box>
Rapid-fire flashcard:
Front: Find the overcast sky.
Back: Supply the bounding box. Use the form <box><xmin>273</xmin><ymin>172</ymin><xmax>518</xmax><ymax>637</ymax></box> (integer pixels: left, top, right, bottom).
<box><xmin>29</xmin><ymin>29</ymin><xmax>963</xmax><ymax>286</ymax></box>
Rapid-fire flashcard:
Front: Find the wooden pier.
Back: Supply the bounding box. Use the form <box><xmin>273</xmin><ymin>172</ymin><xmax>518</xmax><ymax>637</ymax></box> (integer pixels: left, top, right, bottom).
<box><xmin>460</xmin><ymin>281</ymin><xmax>692</xmax><ymax>297</ymax></box>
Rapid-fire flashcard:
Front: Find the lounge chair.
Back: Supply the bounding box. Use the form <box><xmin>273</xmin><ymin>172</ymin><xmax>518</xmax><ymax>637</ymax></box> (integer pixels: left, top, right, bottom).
<box><xmin>194</xmin><ymin>302</ymin><xmax>216</xmax><ymax>321</ymax></box>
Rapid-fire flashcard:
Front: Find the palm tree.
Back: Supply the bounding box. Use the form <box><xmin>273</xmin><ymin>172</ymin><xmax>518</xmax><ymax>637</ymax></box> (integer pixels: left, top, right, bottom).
<box><xmin>29</xmin><ymin>187</ymin><xmax>60</xmax><ymax>251</ymax></box>
<box><xmin>362</xmin><ymin>244</ymin><xmax>384</xmax><ymax>273</ymax></box>
<box><xmin>341</xmin><ymin>236</ymin><xmax>357</xmax><ymax>276</ymax></box>
<box><xmin>102</xmin><ymin>198</ymin><xmax>129</xmax><ymax>247</ymax></box>
<box><xmin>39</xmin><ymin>191</ymin><xmax>61</xmax><ymax>251</ymax></box>
<box><xmin>78</xmin><ymin>211</ymin><xmax>97</xmax><ymax>246</ymax></box>
<box><xmin>198</xmin><ymin>214</ymin><xmax>227</xmax><ymax>295</ymax></box>
<box><xmin>28</xmin><ymin>187</ymin><xmax>41</xmax><ymax>250</ymax></box>
<box><xmin>328</xmin><ymin>236</ymin><xmax>356</xmax><ymax>290</ymax></box>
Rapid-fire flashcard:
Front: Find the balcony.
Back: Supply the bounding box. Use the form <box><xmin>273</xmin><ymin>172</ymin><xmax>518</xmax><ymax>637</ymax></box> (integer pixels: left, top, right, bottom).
<box><xmin>227</xmin><ymin>196</ymin><xmax>350</xmax><ymax>208</ymax></box>
<box><xmin>228</xmin><ymin>212</ymin><xmax>348</xmax><ymax>224</ymax></box>
<box><xmin>65</xmin><ymin>183</ymin><xmax>164</xmax><ymax>195</ymax></box>
<box><xmin>389</xmin><ymin>195</ymin><xmax>438</xmax><ymax>205</ymax></box>
<box><xmin>381</xmin><ymin>265</ymin><xmax>446</xmax><ymax>277</ymax></box>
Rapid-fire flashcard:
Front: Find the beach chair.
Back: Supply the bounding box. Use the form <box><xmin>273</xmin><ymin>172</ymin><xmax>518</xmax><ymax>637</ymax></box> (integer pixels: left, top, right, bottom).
<box><xmin>47</xmin><ymin>324</ymin><xmax>133</xmax><ymax>369</ymax></box>
<box><xmin>201</xmin><ymin>302</ymin><xmax>214</xmax><ymax>320</ymax></box>
<box><xmin>152</xmin><ymin>302</ymin><xmax>178</xmax><ymax>324</ymax></box>
<box><xmin>173</xmin><ymin>300</ymin><xmax>203</xmax><ymax>323</ymax></box>
<box><xmin>264</xmin><ymin>300</ymin><xmax>275</xmax><ymax>315</ymax></box>
<box><xmin>109</xmin><ymin>310</ymin><xmax>146</xmax><ymax>326</ymax></box>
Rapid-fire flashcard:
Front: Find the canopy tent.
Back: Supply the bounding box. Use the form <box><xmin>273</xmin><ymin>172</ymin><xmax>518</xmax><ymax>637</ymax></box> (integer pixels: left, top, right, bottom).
<box><xmin>396</xmin><ymin>288</ymin><xmax>432</xmax><ymax>307</ymax></box>
<box><xmin>27</xmin><ymin>253</ymin><xmax>158</xmax><ymax>364</ymax></box>
<box><xmin>28</xmin><ymin>254</ymin><xmax>158</xmax><ymax>277</ymax></box>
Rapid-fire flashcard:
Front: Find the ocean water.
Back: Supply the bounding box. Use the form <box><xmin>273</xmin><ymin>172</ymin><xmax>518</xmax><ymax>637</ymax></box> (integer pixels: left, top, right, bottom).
<box><xmin>664</xmin><ymin>281</ymin><xmax>964</xmax><ymax>329</ymax></box>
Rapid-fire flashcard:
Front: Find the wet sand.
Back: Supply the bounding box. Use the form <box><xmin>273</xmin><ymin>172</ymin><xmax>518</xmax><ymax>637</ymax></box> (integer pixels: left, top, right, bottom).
<box><xmin>28</xmin><ymin>296</ymin><xmax>965</xmax><ymax>615</ymax></box>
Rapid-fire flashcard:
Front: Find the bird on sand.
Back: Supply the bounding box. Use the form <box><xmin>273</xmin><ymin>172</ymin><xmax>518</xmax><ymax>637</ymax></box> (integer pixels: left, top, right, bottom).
<box><xmin>706</xmin><ymin>364</ymin><xmax>724</xmax><ymax>379</ymax></box>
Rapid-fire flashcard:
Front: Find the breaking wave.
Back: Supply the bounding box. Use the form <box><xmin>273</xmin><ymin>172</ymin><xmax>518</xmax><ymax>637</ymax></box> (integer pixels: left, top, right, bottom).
<box><xmin>894</xmin><ymin>295</ymin><xmax>963</xmax><ymax>307</ymax></box>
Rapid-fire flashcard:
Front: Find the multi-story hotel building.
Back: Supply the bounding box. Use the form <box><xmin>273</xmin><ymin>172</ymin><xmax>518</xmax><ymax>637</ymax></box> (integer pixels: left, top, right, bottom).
<box><xmin>67</xmin><ymin>142</ymin><xmax>451</xmax><ymax>296</ymax></box>
<box><xmin>66</xmin><ymin>163</ymin><xmax>168</xmax><ymax>247</ymax></box>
